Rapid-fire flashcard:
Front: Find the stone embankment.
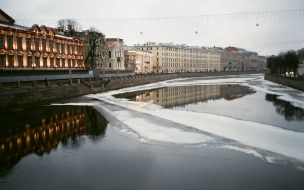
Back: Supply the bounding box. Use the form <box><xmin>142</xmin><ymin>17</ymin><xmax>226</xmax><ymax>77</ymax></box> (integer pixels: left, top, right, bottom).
<box><xmin>0</xmin><ymin>71</ymin><xmax>266</xmax><ymax>109</ymax></box>
<box><xmin>264</xmin><ymin>74</ymin><xmax>304</xmax><ymax>92</ymax></box>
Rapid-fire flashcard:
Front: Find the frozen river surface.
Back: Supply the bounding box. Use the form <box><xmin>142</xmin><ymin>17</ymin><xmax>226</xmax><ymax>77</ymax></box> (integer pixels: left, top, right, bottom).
<box><xmin>1</xmin><ymin>74</ymin><xmax>304</xmax><ymax>189</ymax></box>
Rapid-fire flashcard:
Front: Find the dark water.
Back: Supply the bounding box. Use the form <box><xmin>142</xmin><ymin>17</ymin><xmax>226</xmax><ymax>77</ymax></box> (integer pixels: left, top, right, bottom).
<box><xmin>1</xmin><ymin>84</ymin><xmax>304</xmax><ymax>189</ymax></box>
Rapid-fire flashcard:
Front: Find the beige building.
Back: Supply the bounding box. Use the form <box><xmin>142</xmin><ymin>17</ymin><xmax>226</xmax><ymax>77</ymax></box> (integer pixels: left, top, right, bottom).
<box><xmin>124</xmin><ymin>46</ymin><xmax>153</xmax><ymax>73</ymax></box>
<box><xmin>134</xmin><ymin>42</ymin><xmax>221</xmax><ymax>73</ymax></box>
<box><xmin>0</xmin><ymin>9</ymin><xmax>84</xmax><ymax>70</ymax></box>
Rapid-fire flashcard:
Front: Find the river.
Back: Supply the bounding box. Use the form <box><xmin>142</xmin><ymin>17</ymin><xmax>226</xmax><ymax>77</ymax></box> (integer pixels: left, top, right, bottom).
<box><xmin>1</xmin><ymin>74</ymin><xmax>304</xmax><ymax>189</ymax></box>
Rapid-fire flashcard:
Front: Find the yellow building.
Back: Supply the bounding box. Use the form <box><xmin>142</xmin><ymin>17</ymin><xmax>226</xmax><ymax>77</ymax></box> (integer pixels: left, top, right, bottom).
<box><xmin>0</xmin><ymin>9</ymin><xmax>84</xmax><ymax>70</ymax></box>
<box><xmin>124</xmin><ymin>46</ymin><xmax>153</xmax><ymax>73</ymax></box>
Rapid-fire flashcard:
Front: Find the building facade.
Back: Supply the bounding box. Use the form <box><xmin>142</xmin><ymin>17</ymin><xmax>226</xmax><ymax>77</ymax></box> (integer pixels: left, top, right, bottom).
<box><xmin>124</xmin><ymin>46</ymin><xmax>153</xmax><ymax>73</ymax></box>
<box><xmin>0</xmin><ymin>9</ymin><xmax>84</xmax><ymax>71</ymax></box>
<box><xmin>106</xmin><ymin>38</ymin><xmax>124</xmax><ymax>70</ymax></box>
<box><xmin>134</xmin><ymin>42</ymin><xmax>221</xmax><ymax>73</ymax></box>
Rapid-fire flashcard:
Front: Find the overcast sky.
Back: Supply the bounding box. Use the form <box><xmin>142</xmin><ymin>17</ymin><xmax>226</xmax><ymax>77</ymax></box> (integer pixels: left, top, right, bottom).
<box><xmin>2</xmin><ymin>0</ymin><xmax>304</xmax><ymax>55</ymax></box>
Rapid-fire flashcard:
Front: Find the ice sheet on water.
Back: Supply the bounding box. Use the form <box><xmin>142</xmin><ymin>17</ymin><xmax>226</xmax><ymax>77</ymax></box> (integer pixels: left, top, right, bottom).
<box><xmin>83</xmin><ymin>75</ymin><xmax>304</xmax><ymax>165</ymax></box>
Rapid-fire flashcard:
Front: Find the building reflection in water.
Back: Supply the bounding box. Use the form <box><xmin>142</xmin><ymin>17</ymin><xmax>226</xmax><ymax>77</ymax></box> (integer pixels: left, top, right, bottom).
<box><xmin>0</xmin><ymin>106</ymin><xmax>107</xmax><ymax>176</ymax></box>
<box><xmin>114</xmin><ymin>84</ymin><xmax>255</xmax><ymax>108</ymax></box>
<box><xmin>265</xmin><ymin>94</ymin><xmax>304</xmax><ymax>121</ymax></box>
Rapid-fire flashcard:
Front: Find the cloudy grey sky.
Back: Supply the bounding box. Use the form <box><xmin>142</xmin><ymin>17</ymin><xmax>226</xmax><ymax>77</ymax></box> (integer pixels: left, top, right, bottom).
<box><xmin>2</xmin><ymin>0</ymin><xmax>304</xmax><ymax>55</ymax></box>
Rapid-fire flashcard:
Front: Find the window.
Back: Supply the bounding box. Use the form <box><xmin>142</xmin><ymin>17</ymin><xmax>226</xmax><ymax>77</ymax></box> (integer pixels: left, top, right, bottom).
<box><xmin>42</xmin><ymin>40</ymin><xmax>46</xmax><ymax>51</ymax></box>
<box><xmin>0</xmin><ymin>36</ymin><xmax>3</xmax><ymax>48</ymax></box>
<box><xmin>62</xmin><ymin>44</ymin><xmax>65</xmax><ymax>54</ymax></box>
<box><xmin>49</xmin><ymin>42</ymin><xmax>53</xmax><ymax>52</ymax></box>
<box><xmin>43</xmin><ymin>57</ymin><xmax>47</xmax><ymax>67</ymax></box>
<box><xmin>68</xmin><ymin>45</ymin><xmax>70</xmax><ymax>54</ymax></box>
<box><xmin>109</xmin><ymin>62</ymin><xmax>111</xmax><ymax>68</ymax></box>
<box><xmin>68</xmin><ymin>59</ymin><xmax>71</xmax><ymax>67</ymax></box>
<box><xmin>18</xmin><ymin>56</ymin><xmax>23</xmax><ymax>67</ymax></box>
<box><xmin>157</xmin><ymin>52</ymin><xmax>158</xmax><ymax>55</ymax></box>
<box><xmin>56</xmin><ymin>43</ymin><xmax>60</xmax><ymax>53</ymax></box>
<box><xmin>27</xmin><ymin>56</ymin><xmax>32</xmax><ymax>66</ymax></box>
<box><xmin>56</xmin><ymin>58</ymin><xmax>60</xmax><ymax>67</ymax></box>
<box><xmin>157</xmin><ymin>47</ymin><xmax>158</xmax><ymax>50</ymax></box>
<box><xmin>72</xmin><ymin>59</ymin><xmax>75</xmax><ymax>67</ymax></box>
<box><xmin>35</xmin><ymin>57</ymin><xmax>40</xmax><ymax>67</ymax></box>
<box><xmin>8</xmin><ymin>56</ymin><xmax>13</xmax><ymax>67</ymax></box>
<box><xmin>62</xmin><ymin>58</ymin><xmax>65</xmax><ymax>67</ymax></box>
<box><xmin>72</xmin><ymin>46</ymin><xmax>74</xmax><ymax>54</ymax></box>
<box><xmin>0</xmin><ymin>55</ymin><xmax>5</xmax><ymax>67</ymax></box>
<box><xmin>108</xmin><ymin>51</ymin><xmax>111</xmax><ymax>58</ymax></box>
<box><xmin>35</xmin><ymin>39</ymin><xmax>39</xmax><ymax>51</ymax></box>
<box><xmin>50</xmin><ymin>58</ymin><xmax>54</xmax><ymax>67</ymax></box>
<box><xmin>8</xmin><ymin>37</ymin><xmax>12</xmax><ymax>49</ymax></box>
<box><xmin>17</xmin><ymin>38</ymin><xmax>22</xmax><ymax>51</ymax></box>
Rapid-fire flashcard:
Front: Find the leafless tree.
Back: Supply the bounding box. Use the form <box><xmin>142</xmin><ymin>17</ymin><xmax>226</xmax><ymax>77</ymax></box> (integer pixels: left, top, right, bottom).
<box><xmin>57</xmin><ymin>19</ymin><xmax>82</xmax><ymax>31</ymax></box>
<box><xmin>84</xmin><ymin>27</ymin><xmax>108</xmax><ymax>69</ymax></box>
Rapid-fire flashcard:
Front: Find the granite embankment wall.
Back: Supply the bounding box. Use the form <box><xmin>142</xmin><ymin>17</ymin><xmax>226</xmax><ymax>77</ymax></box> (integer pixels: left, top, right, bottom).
<box><xmin>0</xmin><ymin>71</ymin><xmax>266</xmax><ymax>109</ymax></box>
<box><xmin>264</xmin><ymin>74</ymin><xmax>304</xmax><ymax>92</ymax></box>
<box><xmin>0</xmin><ymin>74</ymin><xmax>178</xmax><ymax>108</ymax></box>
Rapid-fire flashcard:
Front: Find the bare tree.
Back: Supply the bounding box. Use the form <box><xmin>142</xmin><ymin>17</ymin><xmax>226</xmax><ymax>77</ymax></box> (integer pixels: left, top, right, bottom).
<box><xmin>57</xmin><ymin>19</ymin><xmax>82</xmax><ymax>31</ymax></box>
<box><xmin>84</xmin><ymin>27</ymin><xmax>108</xmax><ymax>69</ymax></box>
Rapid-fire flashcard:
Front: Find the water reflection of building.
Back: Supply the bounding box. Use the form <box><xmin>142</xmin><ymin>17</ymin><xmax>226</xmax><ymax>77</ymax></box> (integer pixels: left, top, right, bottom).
<box><xmin>151</xmin><ymin>85</ymin><xmax>221</xmax><ymax>108</ymax></box>
<box><xmin>120</xmin><ymin>84</ymin><xmax>254</xmax><ymax>108</ymax></box>
<box><xmin>0</xmin><ymin>106</ymin><xmax>107</xmax><ymax>175</ymax></box>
